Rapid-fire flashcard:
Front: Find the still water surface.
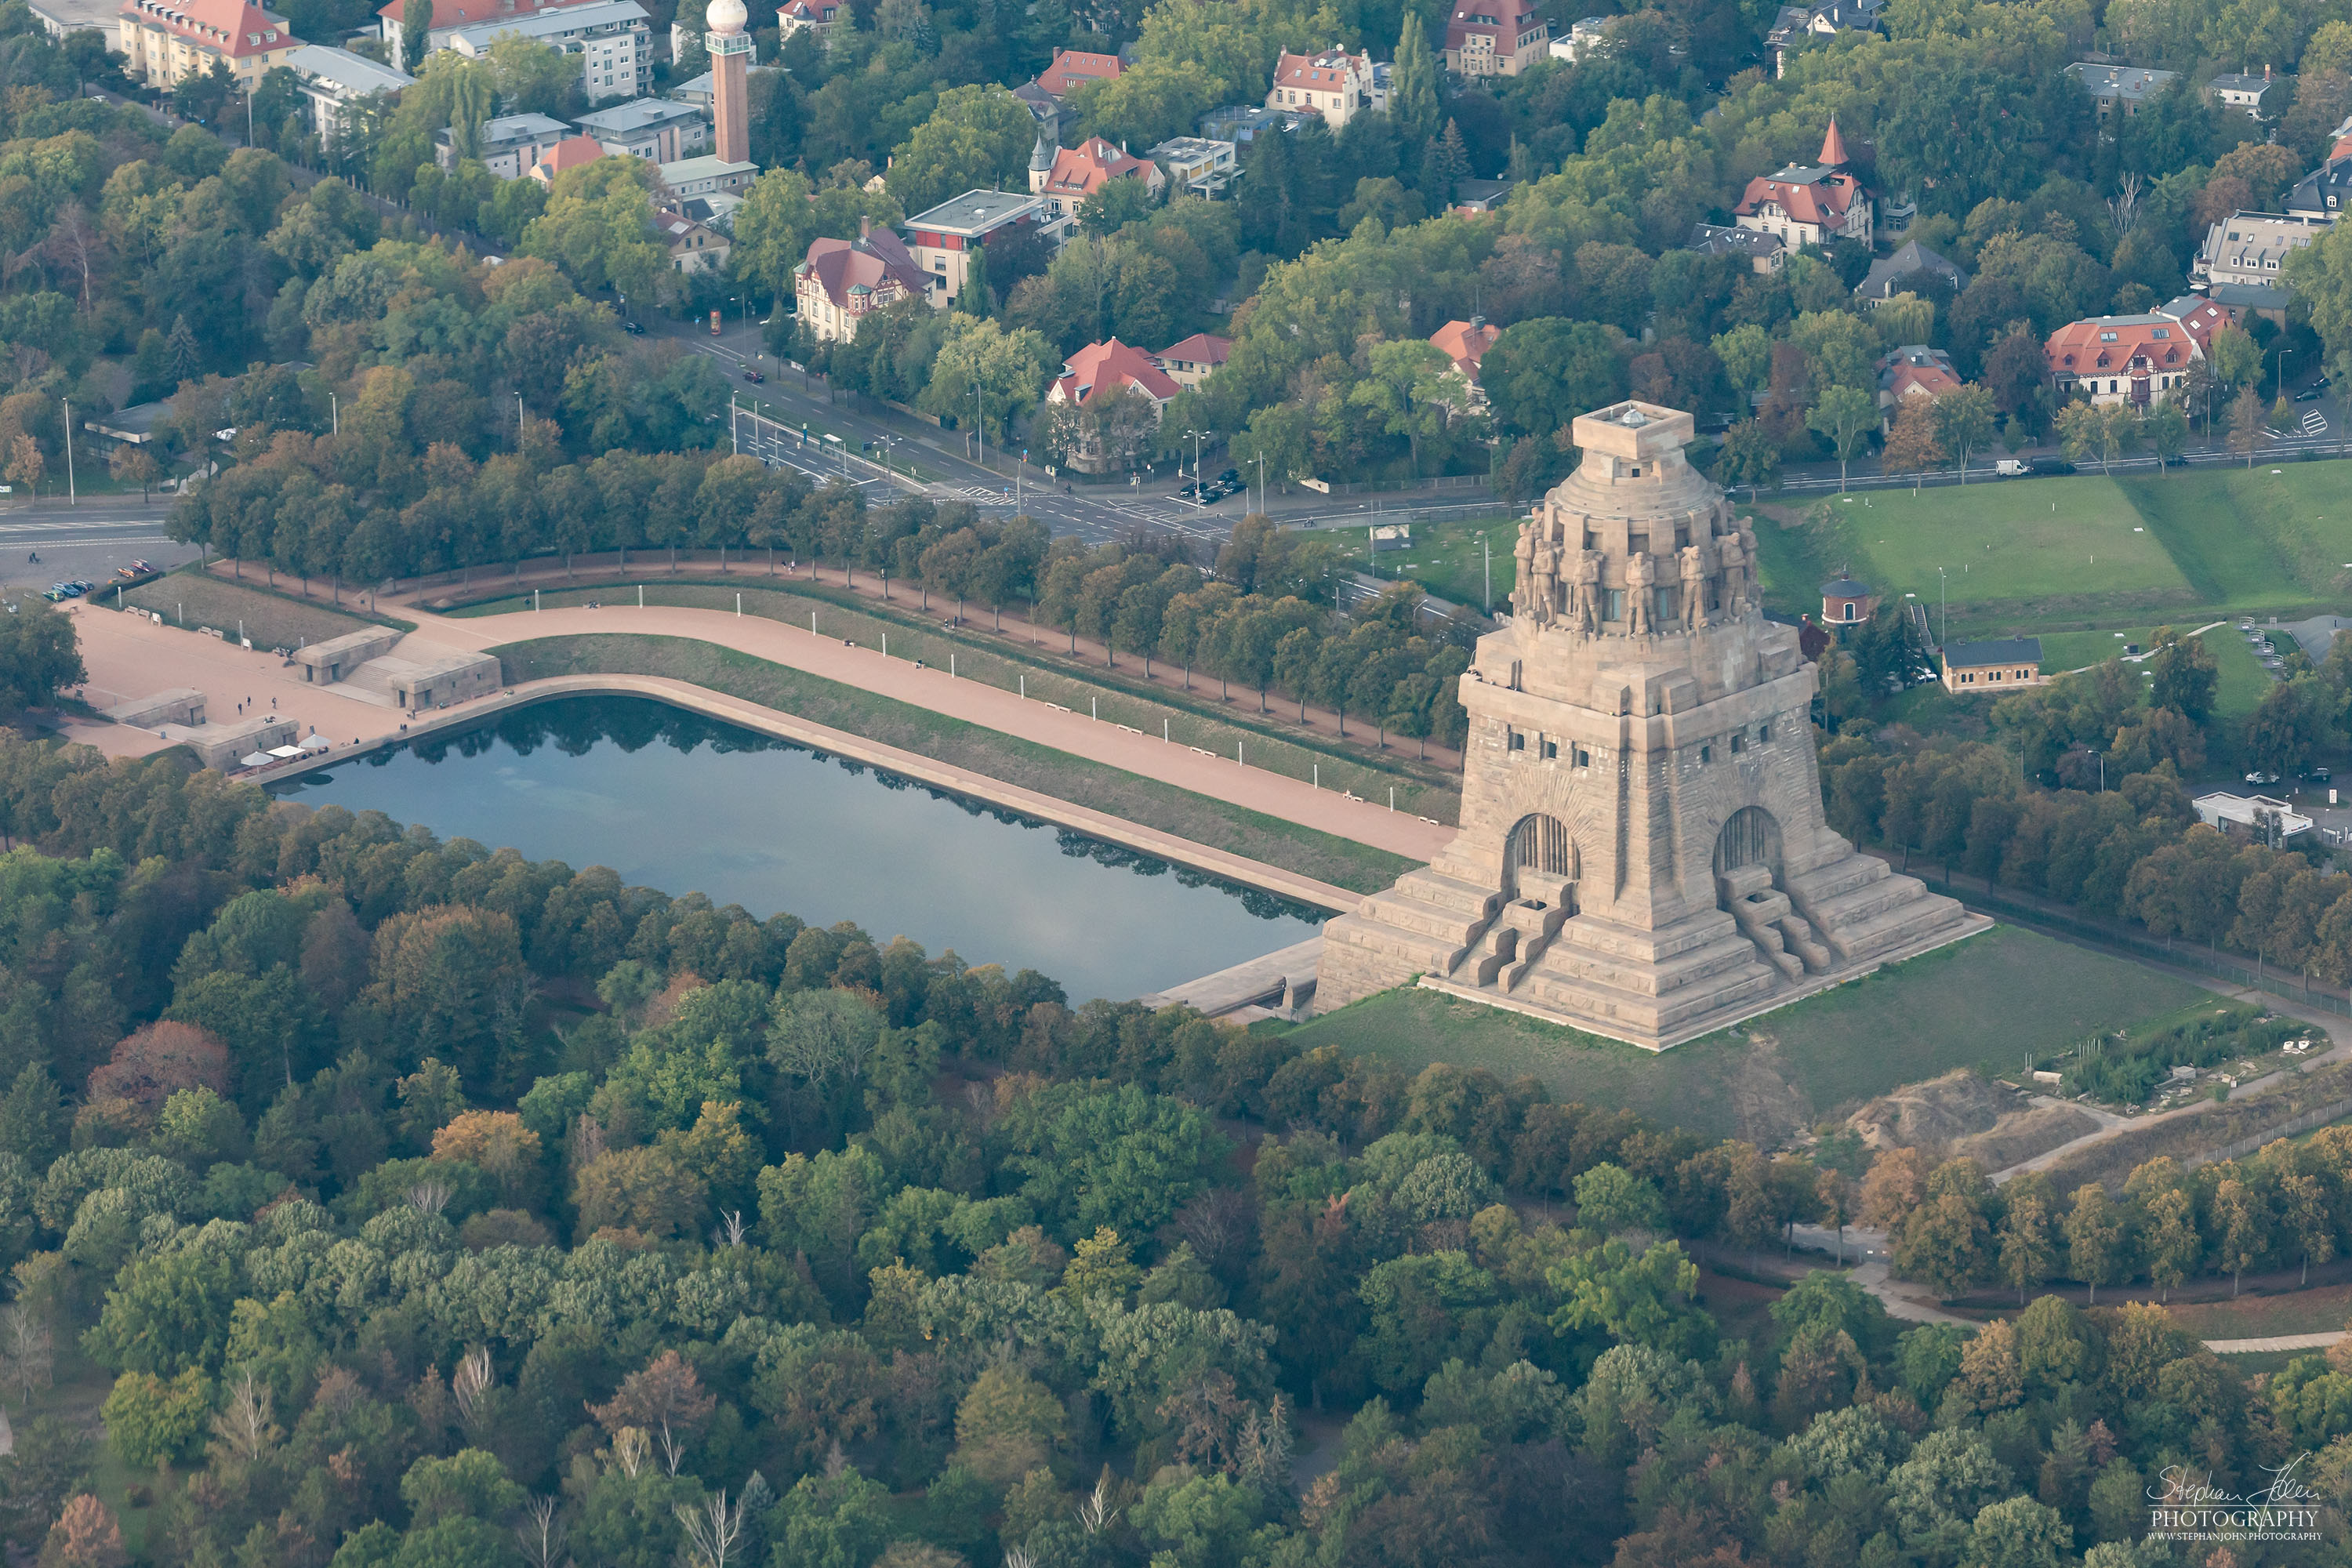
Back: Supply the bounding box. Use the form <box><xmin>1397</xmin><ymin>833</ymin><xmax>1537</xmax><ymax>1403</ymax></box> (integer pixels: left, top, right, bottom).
<box><xmin>271</xmin><ymin>695</ymin><xmax>1324</xmax><ymax>1001</ymax></box>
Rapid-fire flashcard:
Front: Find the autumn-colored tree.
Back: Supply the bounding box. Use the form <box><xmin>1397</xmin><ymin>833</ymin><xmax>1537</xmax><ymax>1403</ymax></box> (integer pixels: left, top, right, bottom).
<box><xmin>572</xmin><ymin>1144</ymin><xmax>707</xmax><ymax>1240</ymax></box>
<box><xmin>1858</xmin><ymin>1146</ymin><xmax>1929</xmax><ymax>1236</ymax></box>
<box><xmin>86</xmin><ymin>1022</ymin><xmax>230</xmax><ymax>1111</ymax></box>
<box><xmin>590</xmin><ymin>1350</ymin><xmax>717</xmax><ymax>1439</ymax></box>
<box><xmin>1882</xmin><ymin>399</ymin><xmax>1946</xmax><ymax>492</ymax></box>
<box><xmin>430</xmin><ymin>1110</ymin><xmax>543</xmax><ymax>1200</ymax></box>
<box><xmin>39</xmin><ymin>1494</ymin><xmax>126</xmax><ymax>1568</ymax></box>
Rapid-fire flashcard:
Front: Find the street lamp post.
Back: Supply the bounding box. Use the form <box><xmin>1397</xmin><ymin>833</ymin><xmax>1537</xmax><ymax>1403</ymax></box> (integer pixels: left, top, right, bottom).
<box><xmin>1936</xmin><ymin>567</ymin><xmax>1947</xmax><ymax>649</ymax></box>
<box><xmin>1478</xmin><ymin>530</ymin><xmax>1490</xmax><ymax>612</ymax></box>
<box><xmin>2278</xmin><ymin>347</ymin><xmax>2294</xmax><ymax>404</ymax></box>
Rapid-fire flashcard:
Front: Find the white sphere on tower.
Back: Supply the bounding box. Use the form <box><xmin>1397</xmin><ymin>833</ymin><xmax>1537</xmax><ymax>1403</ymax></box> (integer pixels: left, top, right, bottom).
<box><xmin>707</xmin><ymin>0</ymin><xmax>747</xmax><ymax>33</ymax></box>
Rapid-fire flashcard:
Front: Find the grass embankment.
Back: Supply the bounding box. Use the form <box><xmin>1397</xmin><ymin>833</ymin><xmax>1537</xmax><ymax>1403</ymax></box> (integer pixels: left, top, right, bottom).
<box><xmin>1276</xmin><ymin>925</ymin><xmax>2202</xmax><ymax>1142</ymax></box>
<box><xmin>2165</xmin><ymin>1281</ymin><xmax>2352</xmax><ymax>1341</ymax></box>
<box><xmin>121</xmin><ymin>570</ymin><xmax>397</xmax><ymax>652</ymax></box>
<box><xmin>456</xmin><ymin>579</ymin><xmax>1462</xmax><ymax>822</ymax></box>
<box><xmin>493</xmin><ymin>633</ymin><xmax>1424</xmax><ymax>895</ymax></box>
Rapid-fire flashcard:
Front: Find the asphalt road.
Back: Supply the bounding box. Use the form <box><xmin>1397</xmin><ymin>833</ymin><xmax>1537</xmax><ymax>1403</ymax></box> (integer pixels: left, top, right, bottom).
<box><xmin>681</xmin><ymin>318</ymin><xmax>1503</xmax><ymax>549</ymax></box>
<box><xmin>0</xmin><ymin>501</ymin><xmax>198</xmax><ymax>601</ymax></box>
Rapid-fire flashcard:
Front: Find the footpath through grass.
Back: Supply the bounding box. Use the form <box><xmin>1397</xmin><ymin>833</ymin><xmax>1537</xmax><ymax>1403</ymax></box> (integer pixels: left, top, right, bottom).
<box><xmin>457</xmin><ymin>579</ymin><xmax>1464</xmax><ymax>822</ymax></box>
<box><xmin>494</xmin><ymin>632</ymin><xmax>1423</xmax><ymax>895</ymax></box>
<box><xmin>1276</xmin><ymin>924</ymin><xmax>2202</xmax><ymax>1142</ymax></box>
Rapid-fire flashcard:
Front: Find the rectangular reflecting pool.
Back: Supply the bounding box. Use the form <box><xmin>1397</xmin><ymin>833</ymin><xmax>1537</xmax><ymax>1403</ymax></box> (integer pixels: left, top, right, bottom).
<box><xmin>270</xmin><ymin>695</ymin><xmax>1326</xmax><ymax>1002</ymax></box>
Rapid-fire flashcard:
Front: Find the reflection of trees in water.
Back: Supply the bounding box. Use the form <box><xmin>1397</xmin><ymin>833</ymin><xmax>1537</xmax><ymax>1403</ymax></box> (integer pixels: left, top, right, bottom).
<box><xmin>301</xmin><ymin>695</ymin><xmax>1318</xmax><ymax>924</ymax></box>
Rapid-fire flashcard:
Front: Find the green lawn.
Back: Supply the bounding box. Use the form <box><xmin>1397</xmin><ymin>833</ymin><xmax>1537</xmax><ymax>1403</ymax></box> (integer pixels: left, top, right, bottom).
<box><xmin>1796</xmin><ymin>477</ymin><xmax>2191</xmax><ymax>617</ymax></box>
<box><xmin>1755</xmin><ymin>459</ymin><xmax>2352</xmax><ymax>647</ymax></box>
<box><xmin>1356</xmin><ymin>515</ymin><xmax>1522</xmax><ymax>610</ymax></box>
<box><xmin>1277</xmin><ymin>924</ymin><xmax>2204</xmax><ymax>1142</ymax></box>
<box><xmin>2031</xmin><ymin>621</ymin><xmax>2274</xmax><ymax>720</ymax></box>
<box><xmin>120</xmin><ymin>569</ymin><xmax>386</xmax><ymax>652</ymax></box>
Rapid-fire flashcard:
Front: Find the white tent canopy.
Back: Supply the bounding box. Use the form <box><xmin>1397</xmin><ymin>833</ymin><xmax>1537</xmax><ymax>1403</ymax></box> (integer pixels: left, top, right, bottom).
<box><xmin>240</xmin><ymin>752</ymin><xmax>271</xmax><ymax>768</ymax></box>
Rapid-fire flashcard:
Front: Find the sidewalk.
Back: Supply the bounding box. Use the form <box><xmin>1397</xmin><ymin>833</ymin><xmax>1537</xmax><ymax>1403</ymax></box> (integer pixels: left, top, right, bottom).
<box><xmin>392</xmin><ymin>594</ymin><xmax>1454</xmax><ymax>862</ymax></box>
<box><xmin>252</xmin><ymin>556</ymin><xmax>1469</xmax><ymax>777</ymax></box>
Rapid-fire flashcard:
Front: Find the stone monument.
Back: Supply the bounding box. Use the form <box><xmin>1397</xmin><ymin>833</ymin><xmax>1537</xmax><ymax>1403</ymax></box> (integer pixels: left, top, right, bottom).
<box><xmin>1313</xmin><ymin>400</ymin><xmax>1986</xmax><ymax>1048</ymax></box>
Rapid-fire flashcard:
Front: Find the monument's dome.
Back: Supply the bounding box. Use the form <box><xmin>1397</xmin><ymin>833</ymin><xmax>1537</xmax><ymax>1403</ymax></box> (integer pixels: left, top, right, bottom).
<box><xmin>708</xmin><ymin>0</ymin><xmax>749</xmax><ymax>32</ymax></box>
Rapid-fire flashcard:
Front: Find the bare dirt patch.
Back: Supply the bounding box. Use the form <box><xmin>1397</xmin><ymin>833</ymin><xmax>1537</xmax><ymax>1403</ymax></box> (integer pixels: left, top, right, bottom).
<box><xmin>1846</xmin><ymin>1069</ymin><xmax>2097</xmax><ymax>1168</ymax></box>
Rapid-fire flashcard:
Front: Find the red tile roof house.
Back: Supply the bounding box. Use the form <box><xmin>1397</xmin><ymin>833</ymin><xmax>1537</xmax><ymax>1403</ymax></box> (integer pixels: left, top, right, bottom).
<box><xmin>1429</xmin><ymin>317</ymin><xmax>1499</xmax><ymax>405</ymax></box>
<box><xmin>1029</xmin><ymin>134</ymin><xmax>1165</xmax><ymax>220</ymax></box>
<box><xmin>1045</xmin><ymin>339</ymin><xmax>1181</xmax><ymax>473</ymax></box>
<box><xmin>1875</xmin><ymin>344</ymin><xmax>1962</xmax><ymax>425</ymax></box>
<box><xmin>775</xmin><ymin>0</ymin><xmax>835</xmax><ymax>38</ymax></box>
<box><xmin>795</xmin><ymin>223</ymin><xmax>928</xmax><ymax>343</ymax></box>
<box><xmin>2043</xmin><ymin>312</ymin><xmax>2205</xmax><ymax>408</ymax></box>
<box><xmin>1267</xmin><ymin>48</ymin><xmax>1385</xmax><ymax>127</ymax></box>
<box><xmin>122</xmin><ymin>0</ymin><xmax>302</xmax><ymax>93</ymax></box>
<box><xmin>528</xmin><ymin>134</ymin><xmax>605</xmax><ymax>184</ymax></box>
<box><xmin>1036</xmin><ymin>46</ymin><xmax>1121</xmax><ymax>97</ymax></box>
<box><xmin>1156</xmin><ymin>332</ymin><xmax>1230</xmax><ymax>389</ymax></box>
<box><xmin>1732</xmin><ymin>118</ymin><xmax>1871</xmax><ymax>248</ymax></box>
<box><xmin>1445</xmin><ymin>0</ymin><xmax>1548</xmax><ymax>78</ymax></box>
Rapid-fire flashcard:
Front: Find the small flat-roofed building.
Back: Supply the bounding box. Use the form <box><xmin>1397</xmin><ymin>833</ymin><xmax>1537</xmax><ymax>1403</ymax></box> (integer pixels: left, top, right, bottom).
<box><xmin>441</xmin><ymin>111</ymin><xmax>570</xmax><ymax>178</ymax></box>
<box><xmin>292</xmin><ymin>628</ymin><xmax>401</xmax><ymax>684</ymax></box>
<box><xmin>281</xmin><ymin>42</ymin><xmax>412</xmax><ymax>136</ymax></box>
<box><xmin>902</xmin><ymin>189</ymin><xmax>1058</xmax><ymax>310</ymax></box>
<box><xmin>2194</xmin><ymin>791</ymin><xmax>2312</xmax><ymax>844</ymax></box>
<box><xmin>655</xmin><ymin>152</ymin><xmax>755</xmax><ymax>201</ymax></box>
<box><xmin>158</xmin><ymin>713</ymin><xmax>299</xmax><ymax>771</ymax></box>
<box><xmin>1148</xmin><ymin>136</ymin><xmax>1237</xmax><ymax>197</ymax></box>
<box><xmin>27</xmin><ymin>0</ymin><xmax>116</xmax><ymax>36</ymax></box>
<box><xmin>108</xmin><ymin>688</ymin><xmax>208</xmax><ymax>728</ymax></box>
<box><xmin>574</xmin><ymin>95</ymin><xmax>706</xmax><ymax>162</ymax></box>
<box><xmin>86</xmin><ymin>400</ymin><xmax>176</xmax><ymax>445</ymax></box>
<box><xmin>1941</xmin><ymin>637</ymin><xmax>2043</xmax><ymax>693</ymax></box>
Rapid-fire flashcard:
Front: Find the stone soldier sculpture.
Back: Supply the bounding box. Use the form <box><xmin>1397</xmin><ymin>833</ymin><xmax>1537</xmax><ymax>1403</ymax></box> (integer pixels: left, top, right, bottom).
<box><xmin>1678</xmin><ymin>543</ymin><xmax>1709</xmax><ymax>630</ymax></box>
<box><xmin>1528</xmin><ymin>527</ymin><xmax>1559</xmax><ymax>625</ymax></box>
<box><xmin>1716</xmin><ymin>524</ymin><xmax>1752</xmax><ymax>613</ymax></box>
<box><xmin>1512</xmin><ymin>522</ymin><xmax>1537</xmax><ymax>619</ymax></box>
<box><xmin>1568</xmin><ymin>547</ymin><xmax>1601</xmax><ymax>632</ymax></box>
<box><xmin>1624</xmin><ymin>549</ymin><xmax>1656</xmax><ymax>634</ymax></box>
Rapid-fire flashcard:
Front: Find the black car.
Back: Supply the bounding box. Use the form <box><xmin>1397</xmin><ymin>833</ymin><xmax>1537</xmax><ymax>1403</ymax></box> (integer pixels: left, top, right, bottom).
<box><xmin>2303</xmin><ymin>766</ymin><xmax>2333</xmax><ymax>784</ymax></box>
<box><xmin>1218</xmin><ymin>468</ymin><xmax>1240</xmax><ymax>484</ymax></box>
<box><xmin>622</xmin><ymin>320</ymin><xmax>645</xmax><ymax>335</ymax></box>
<box><xmin>2029</xmin><ymin>458</ymin><xmax>2076</xmax><ymax>476</ymax></box>
<box><xmin>2296</xmin><ymin>388</ymin><xmax>2322</xmax><ymax>401</ymax></box>
<box><xmin>2161</xmin><ymin>454</ymin><xmax>2190</xmax><ymax>466</ymax></box>
<box><xmin>743</xmin><ymin>368</ymin><xmax>764</xmax><ymax>383</ymax></box>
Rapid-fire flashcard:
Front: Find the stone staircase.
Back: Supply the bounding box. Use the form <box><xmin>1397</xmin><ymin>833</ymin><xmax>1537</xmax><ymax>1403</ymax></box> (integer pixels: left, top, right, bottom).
<box><xmin>1716</xmin><ymin>863</ymin><xmax>1831</xmax><ymax>979</ymax></box>
<box><xmin>1784</xmin><ymin>851</ymin><xmax>1971</xmax><ymax>965</ymax></box>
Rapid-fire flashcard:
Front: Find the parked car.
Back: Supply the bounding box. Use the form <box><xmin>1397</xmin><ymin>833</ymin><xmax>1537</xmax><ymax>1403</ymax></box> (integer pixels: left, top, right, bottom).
<box><xmin>2161</xmin><ymin>454</ymin><xmax>2190</xmax><ymax>466</ymax></box>
<box><xmin>1218</xmin><ymin>468</ymin><xmax>1240</xmax><ymax>484</ymax></box>
<box><xmin>2296</xmin><ymin>388</ymin><xmax>2322</xmax><ymax>402</ymax></box>
<box><xmin>2247</xmin><ymin>770</ymin><xmax>2283</xmax><ymax>786</ymax></box>
<box><xmin>2028</xmin><ymin>458</ymin><xmax>2076</xmax><ymax>476</ymax></box>
<box><xmin>622</xmin><ymin>320</ymin><xmax>644</xmax><ymax>335</ymax></box>
<box><xmin>2303</xmin><ymin>766</ymin><xmax>2333</xmax><ymax>783</ymax></box>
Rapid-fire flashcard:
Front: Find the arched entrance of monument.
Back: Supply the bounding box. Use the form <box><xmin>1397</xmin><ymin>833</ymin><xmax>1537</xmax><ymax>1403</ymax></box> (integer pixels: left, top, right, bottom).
<box><xmin>1504</xmin><ymin>813</ymin><xmax>1577</xmax><ymax>913</ymax></box>
<box><xmin>1712</xmin><ymin>805</ymin><xmax>1783</xmax><ymax>883</ymax></box>
<box><xmin>1713</xmin><ymin>804</ymin><xmax>1787</xmax><ymax>917</ymax></box>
